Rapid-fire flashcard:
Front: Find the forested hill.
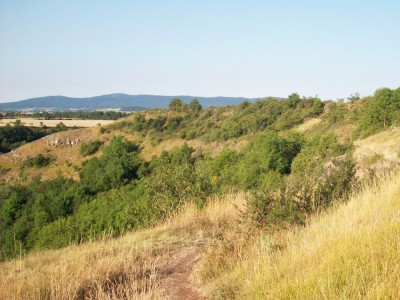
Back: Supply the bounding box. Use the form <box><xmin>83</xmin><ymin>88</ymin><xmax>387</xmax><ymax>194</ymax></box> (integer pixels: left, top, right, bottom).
<box><xmin>0</xmin><ymin>94</ymin><xmax>262</xmax><ymax>111</ymax></box>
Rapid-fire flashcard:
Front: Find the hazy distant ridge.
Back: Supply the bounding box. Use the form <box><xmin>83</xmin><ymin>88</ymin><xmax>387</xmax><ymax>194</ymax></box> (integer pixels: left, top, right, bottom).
<box><xmin>0</xmin><ymin>93</ymin><xmax>262</xmax><ymax>111</ymax></box>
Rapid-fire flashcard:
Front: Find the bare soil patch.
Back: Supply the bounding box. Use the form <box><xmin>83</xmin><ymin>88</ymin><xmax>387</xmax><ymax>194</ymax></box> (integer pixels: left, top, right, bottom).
<box><xmin>160</xmin><ymin>245</ymin><xmax>207</xmax><ymax>300</ymax></box>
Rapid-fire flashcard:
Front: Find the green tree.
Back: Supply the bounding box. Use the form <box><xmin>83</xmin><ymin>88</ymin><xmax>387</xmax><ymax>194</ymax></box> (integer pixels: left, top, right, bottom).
<box><xmin>312</xmin><ymin>97</ymin><xmax>324</xmax><ymax>115</ymax></box>
<box><xmin>146</xmin><ymin>144</ymin><xmax>211</xmax><ymax>214</ymax></box>
<box><xmin>80</xmin><ymin>136</ymin><xmax>142</xmax><ymax>193</ymax></box>
<box><xmin>238</xmin><ymin>132</ymin><xmax>302</xmax><ymax>189</ymax></box>
<box><xmin>207</xmin><ymin>148</ymin><xmax>240</xmax><ymax>192</ymax></box>
<box><xmin>169</xmin><ymin>98</ymin><xmax>184</xmax><ymax>112</ymax></box>
<box><xmin>188</xmin><ymin>99</ymin><xmax>202</xmax><ymax>114</ymax></box>
<box><xmin>368</xmin><ymin>88</ymin><xmax>399</xmax><ymax>128</ymax></box>
<box><xmin>287</xmin><ymin>93</ymin><xmax>301</xmax><ymax>108</ymax></box>
<box><xmin>347</xmin><ymin>93</ymin><xmax>360</xmax><ymax>103</ymax></box>
<box><xmin>132</xmin><ymin>114</ymin><xmax>146</xmax><ymax>131</ymax></box>
<box><xmin>55</xmin><ymin>122</ymin><xmax>67</xmax><ymax>131</ymax></box>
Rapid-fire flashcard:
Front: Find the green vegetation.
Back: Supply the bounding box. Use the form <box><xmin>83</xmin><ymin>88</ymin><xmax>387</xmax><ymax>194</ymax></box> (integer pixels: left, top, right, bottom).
<box><xmin>0</xmin><ymin>132</ymin><xmax>355</xmax><ymax>259</ymax></box>
<box><xmin>79</xmin><ymin>140</ymin><xmax>103</xmax><ymax>157</ymax></box>
<box><xmin>0</xmin><ymin>121</ymin><xmax>45</xmax><ymax>153</ymax></box>
<box><xmin>320</xmin><ymin>87</ymin><xmax>400</xmax><ymax>139</ymax></box>
<box><xmin>108</xmin><ymin>95</ymin><xmax>324</xmax><ymax>145</ymax></box>
<box><xmin>0</xmin><ymin>120</ymin><xmax>72</xmax><ymax>154</ymax></box>
<box><xmin>1</xmin><ymin>87</ymin><xmax>399</xmax><ymax>262</ymax></box>
<box><xmin>22</xmin><ymin>154</ymin><xmax>55</xmax><ymax>168</ymax></box>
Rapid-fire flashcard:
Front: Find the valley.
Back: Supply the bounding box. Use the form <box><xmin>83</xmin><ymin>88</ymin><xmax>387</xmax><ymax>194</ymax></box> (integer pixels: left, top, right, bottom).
<box><xmin>0</xmin><ymin>88</ymin><xmax>400</xmax><ymax>299</ymax></box>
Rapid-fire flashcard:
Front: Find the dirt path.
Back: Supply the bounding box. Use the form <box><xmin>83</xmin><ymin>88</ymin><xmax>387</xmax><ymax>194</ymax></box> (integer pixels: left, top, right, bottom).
<box><xmin>159</xmin><ymin>245</ymin><xmax>207</xmax><ymax>299</ymax></box>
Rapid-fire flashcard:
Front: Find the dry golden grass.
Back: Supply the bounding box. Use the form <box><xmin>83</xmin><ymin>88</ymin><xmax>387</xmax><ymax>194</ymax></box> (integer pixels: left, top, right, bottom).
<box><xmin>294</xmin><ymin>118</ymin><xmax>322</xmax><ymax>132</ymax></box>
<box><xmin>0</xmin><ymin>111</ymin><xmax>249</xmax><ymax>183</ymax></box>
<box><xmin>0</xmin><ymin>193</ymin><xmax>247</xmax><ymax>300</ymax></box>
<box><xmin>165</xmin><ymin>192</ymin><xmax>247</xmax><ymax>235</ymax></box>
<box><xmin>0</xmin><ymin>229</ymin><xmax>175</xmax><ymax>299</ymax></box>
<box><xmin>0</xmin><ymin>127</ymin><xmax>108</xmax><ymax>183</ymax></box>
<box><xmin>2</xmin><ymin>169</ymin><xmax>399</xmax><ymax>299</ymax></box>
<box><xmin>354</xmin><ymin>127</ymin><xmax>400</xmax><ymax>178</ymax></box>
<box><xmin>205</xmin><ymin>173</ymin><xmax>400</xmax><ymax>299</ymax></box>
<box><xmin>139</xmin><ymin>136</ymin><xmax>248</xmax><ymax>161</ymax></box>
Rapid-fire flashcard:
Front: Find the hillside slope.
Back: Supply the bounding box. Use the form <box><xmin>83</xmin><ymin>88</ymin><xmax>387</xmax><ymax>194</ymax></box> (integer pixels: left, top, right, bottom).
<box><xmin>1</xmin><ymin>173</ymin><xmax>399</xmax><ymax>299</ymax></box>
<box><xmin>203</xmin><ymin>174</ymin><xmax>400</xmax><ymax>299</ymax></box>
<box><xmin>0</xmin><ymin>193</ymin><xmax>246</xmax><ymax>299</ymax></box>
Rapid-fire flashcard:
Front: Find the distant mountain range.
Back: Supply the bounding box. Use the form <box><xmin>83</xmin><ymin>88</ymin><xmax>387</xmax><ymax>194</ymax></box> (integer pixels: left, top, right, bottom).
<box><xmin>0</xmin><ymin>94</ymin><xmax>265</xmax><ymax>112</ymax></box>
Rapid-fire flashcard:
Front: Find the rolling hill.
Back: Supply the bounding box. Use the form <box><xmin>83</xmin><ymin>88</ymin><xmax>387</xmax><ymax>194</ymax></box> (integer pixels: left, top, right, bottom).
<box><xmin>1</xmin><ymin>87</ymin><xmax>400</xmax><ymax>299</ymax></box>
<box><xmin>0</xmin><ymin>94</ymin><xmax>262</xmax><ymax>111</ymax></box>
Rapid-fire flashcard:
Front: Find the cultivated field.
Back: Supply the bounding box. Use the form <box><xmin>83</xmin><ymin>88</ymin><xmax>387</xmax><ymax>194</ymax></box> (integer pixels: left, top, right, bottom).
<box><xmin>0</xmin><ymin>118</ymin><xmax>114</xmax><ymax>128</ymax></box>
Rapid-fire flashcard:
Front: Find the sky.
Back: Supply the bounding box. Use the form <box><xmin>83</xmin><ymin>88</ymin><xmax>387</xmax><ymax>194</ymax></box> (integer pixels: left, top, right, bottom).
<box><xmin>1</xmin><ymin>0</ymin><xmax>399</xmax><ymax>103</ymax></box>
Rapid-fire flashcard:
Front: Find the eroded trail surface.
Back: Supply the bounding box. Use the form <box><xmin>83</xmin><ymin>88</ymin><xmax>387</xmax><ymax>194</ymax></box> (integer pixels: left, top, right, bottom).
<box><xmin>159</xmin><ymin>245</ymin><xmax>207</xmax><ymax>299</ymax></box>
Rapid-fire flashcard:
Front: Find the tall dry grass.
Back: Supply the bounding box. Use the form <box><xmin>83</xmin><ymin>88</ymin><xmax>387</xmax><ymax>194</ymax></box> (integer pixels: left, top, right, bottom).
<box><xmin>205</xmin><ymin>174</ymin><xmax>400</xmax><ymax>299</ymax></box>
<box><xmin>0</xmin><ymin>227</ymin><xmax>176</xmax><ymax>299</ymax></box>
<box><xmin>0</xmin><ymin>192</ymin><xmax>247</xmax><ymax>299</ymax></box>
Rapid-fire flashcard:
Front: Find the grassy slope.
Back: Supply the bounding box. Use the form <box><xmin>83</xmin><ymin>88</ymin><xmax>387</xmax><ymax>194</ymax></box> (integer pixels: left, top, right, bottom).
<box><xmin>1</xmin><ymin>174</ymin><xmax>399</xmax><ymax>299</ymax></box>
<box><xmin>206</xmin><ymin>174</ymin><xmax>400</xmax><ymax>299</ymax></box>
<box><xmin>0</xmin><ymin>127</ymin><xmax>106</xmax><ymax>182</ymax></box>
<box><xmin>354</xmin><ymin>127</ymin><xmax>400</xmax><ymax>178</ymax></box>
<box><xmin>0</xmin><ymin>193</ymin><xmax>246</xmax><ymax>299</ymax></box>
<box><xmin>1</xmin><ymin>103</ymin><xmax>400</xmax><ymax>298</ymax></box>
<box><xmin>0</xmin><ymin>109</ymin><xmax>249</xmax><ymax>183</ymax></box>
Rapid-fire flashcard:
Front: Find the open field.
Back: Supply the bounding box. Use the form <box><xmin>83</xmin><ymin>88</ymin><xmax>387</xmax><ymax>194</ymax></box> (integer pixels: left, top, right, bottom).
<box><xmin>0</xmin><ymin>118</ymin><xmax>114</xmax><ymax>128</ymax></box>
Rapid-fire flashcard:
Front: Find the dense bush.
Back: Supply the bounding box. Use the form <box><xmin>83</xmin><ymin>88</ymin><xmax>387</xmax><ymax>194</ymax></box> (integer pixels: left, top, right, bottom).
<box><xmin>79</xmin><ymin>136</ymin><xmax>143</xmax><ymax>193</ymax></box>
<box><xmin>0</xmin><ymin>128</ymin><xmax>358</xmax><ymax>259</ymax></box>
<box><xmin>237</xmin><ymin>131</ymin><xmax>303</xmax><ymax>189</ymax></box>
<box><xmin>248</xmin><ymin>134</ymin><xmax>355</xmax><ymax>227</ymax></box>
<box><xmin>206</xmin><ymin>148</ymin><xmax>240</xmax><ymax>193</ymax></box>
<box><xmin>79</xmin><ymin>140</ymin><xmax>103</xmax><ymax>156</ymax></box>
<box><xmin>146</xmin><ymin>144</ymin><xmax>212</xmax><ymax>213</ymax></box>
<box><xmin>358</xmin><ymin>88</ymin><xmax>400</xmax><ymax>136</ymax></box>
<box><xmin>0</xmin><ymin>122</ymin><xmax>45</xmax><ymax>153</ymax></box>
<box><xmin>22</xmin><ymin>154</ymin><xmax>55</xmax><ymax>168</ymax></box>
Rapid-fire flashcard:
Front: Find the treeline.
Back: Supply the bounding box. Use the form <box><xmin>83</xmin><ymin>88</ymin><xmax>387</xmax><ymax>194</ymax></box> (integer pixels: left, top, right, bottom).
<box><xmin>0</xmin><ymin>120</ymin><xmax>68</xmax><ymax>154</ymax></box>
<box><xmin>1</xmin><ymin>110</ymin><xmax>129</xmax><ymax>120</ymax></box>
<box><xmin>108</xmin><ymin>94</ymin><xmax>324</xmax><ymax>143</ymax></box>
<box><xmin>112</xmin><ymin>87</ymin><xmax>400</xmax><ymax>144</ymax></box>
<box><xmin>322</xmin><ymin>87</ymin><xmax>400</xmax><ymax>138</ymax></box>
<box><xmin>0</xmin><ymin>131</ymin><xmax>355</xmax><ymax>259</ymax></box>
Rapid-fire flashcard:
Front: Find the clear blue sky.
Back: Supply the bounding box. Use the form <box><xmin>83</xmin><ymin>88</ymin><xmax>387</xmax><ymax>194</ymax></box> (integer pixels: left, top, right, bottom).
<box><xmin>1</xmin><ymin>0</ymin><xmax>399</xmax><ymax>102</ymax></box>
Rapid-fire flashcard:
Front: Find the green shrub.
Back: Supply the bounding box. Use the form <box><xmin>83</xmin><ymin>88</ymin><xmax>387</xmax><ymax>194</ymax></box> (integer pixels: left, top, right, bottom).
<box><xmin>79</xmin><ymin>140</ymin><xmax>103</xmax><ymax>157</ymax></box>
<box><xmin>146</xmin><ymin>144</ymin><xmax>212</xmax><ymax>213</ymax></box>
<box><xmin>22</xmin><ymin>154</ymin><xmax>54</xmax><ymax>168</ymax></box>
<box><xmin>247</xmin><ymin>133</ymin><xmax>355</xmax><ymax>227</ymax></box>
<box><xmin>80</xmin><ymin>136</ymin><xmax>143</xmax><ymax>194</ymax></box>
<box><xmin>237</xmin><ymin>132</ymin><xmax>303</xmax><ymax>189</ymax></box>
<box><xmin>167</xmin><ymin>116</ymin><xmax>184</xmax><ymax>131</ymax></box>
<box><xmin>207</xmin><ymin>148</ymin><xmax>240</xmax><ymax>193</ymax></box>
<box><xmin>35</xmin><ymin>216</ymin><xmax>77</xmax><ymax>249</ymax></box>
